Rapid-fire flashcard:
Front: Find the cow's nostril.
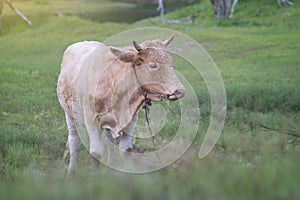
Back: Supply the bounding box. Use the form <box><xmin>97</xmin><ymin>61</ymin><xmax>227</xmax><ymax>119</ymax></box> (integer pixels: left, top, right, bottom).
<box><xmin>173</xmin><ymin>88</ymin><xmax>185</xmax><ymax>99</ymax></box>
<box><xmin>175</xmin><ymin>88</ymin><xmax>185</xmax><ymax>95</ymax></box>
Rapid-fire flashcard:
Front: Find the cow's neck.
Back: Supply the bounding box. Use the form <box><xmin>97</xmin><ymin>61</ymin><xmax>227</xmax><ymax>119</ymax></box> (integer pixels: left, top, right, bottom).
<box><xmin>124</xmin><ymin>62</ymin><xmax>145</xmax><ymax>114</ymax></box>
<box><xmin>109</xmin><ymin>62</ymin><xmax>144</xmax><ymax>129</ymax></box>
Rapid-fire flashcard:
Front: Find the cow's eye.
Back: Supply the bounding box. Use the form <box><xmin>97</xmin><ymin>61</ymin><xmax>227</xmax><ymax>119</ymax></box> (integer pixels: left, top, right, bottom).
<box><xmin>149</xmin><ymin>63</ymin><xmax>159</xmax><ymax>69</ymax></box>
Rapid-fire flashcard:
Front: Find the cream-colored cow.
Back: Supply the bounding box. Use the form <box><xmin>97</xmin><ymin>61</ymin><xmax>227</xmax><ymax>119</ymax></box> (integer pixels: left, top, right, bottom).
<box><xmin>57</xmin><ymin>36</ymin><xmax>185</xmax><ymax>175</ymax></box>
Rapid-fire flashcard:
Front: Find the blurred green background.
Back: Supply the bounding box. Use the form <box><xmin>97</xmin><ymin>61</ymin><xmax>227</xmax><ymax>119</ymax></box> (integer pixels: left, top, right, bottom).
<box><xmin>0</xmin><ymin>0</ymin><xmax>299</xmax><ymax>199</ymax></box>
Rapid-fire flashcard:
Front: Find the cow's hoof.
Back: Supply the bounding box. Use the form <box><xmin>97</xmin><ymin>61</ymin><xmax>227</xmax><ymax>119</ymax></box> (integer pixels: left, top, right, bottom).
<box><xmin>125</xmin><ymin>147</ymin><xmax>133</xmax><ymax>152</ymax></box>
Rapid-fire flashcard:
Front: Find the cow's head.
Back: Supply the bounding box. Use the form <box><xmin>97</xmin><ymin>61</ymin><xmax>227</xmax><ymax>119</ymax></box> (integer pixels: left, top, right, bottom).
<box><xmin>109</xmin><ymin>36</ymin><xmax>185</xmax><ymax>101</ymax></box>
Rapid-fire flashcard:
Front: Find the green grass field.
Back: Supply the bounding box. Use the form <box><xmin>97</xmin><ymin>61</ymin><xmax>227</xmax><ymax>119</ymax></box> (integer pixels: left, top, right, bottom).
<box><xmin>0</xmin><ymin>0</ymin><xmax>300</xmax><ymax>199</ymax></box>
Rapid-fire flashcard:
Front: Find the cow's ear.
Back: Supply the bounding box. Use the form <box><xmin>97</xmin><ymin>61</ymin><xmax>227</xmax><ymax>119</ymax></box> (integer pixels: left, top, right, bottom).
<box><xmin>109</xmin><ymin>47</ymin><xmax>135</xmax><ymax>63</ymax></box>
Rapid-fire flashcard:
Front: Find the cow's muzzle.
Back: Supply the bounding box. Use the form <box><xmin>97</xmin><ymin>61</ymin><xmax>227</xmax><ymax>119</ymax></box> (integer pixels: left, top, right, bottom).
<box><xmin>148</xmin><ymin>88</ymin><xmax>185</xmax><ymax>102</ymax></box>
<box><xmin>166</xmin><ymin>88</ymin><xmax>186</xmax><ymax>101</ymax></box>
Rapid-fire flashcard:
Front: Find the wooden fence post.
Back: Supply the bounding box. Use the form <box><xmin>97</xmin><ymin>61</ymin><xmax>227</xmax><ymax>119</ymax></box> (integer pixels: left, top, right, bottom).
<box><xmin>157</xmin><ymin>0</ymin><xmax>165</xmax><ymax>25</ymax></box>
<box><xmin>5</xmin><ymin>0</ymin><xmax>32</xmax><ymax>26</ymax></box>
<box><xmin>0</xmin><ymin>0</ymin><xmax>4</xmax><ymax>28</ymax></box>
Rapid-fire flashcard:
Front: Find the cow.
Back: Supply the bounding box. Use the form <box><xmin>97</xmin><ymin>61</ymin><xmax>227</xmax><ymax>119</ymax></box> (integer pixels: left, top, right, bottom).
<box><xmin>57</xmin><ymin>36</ymin><xmax>185</xmax><ymax>175</ymax></box>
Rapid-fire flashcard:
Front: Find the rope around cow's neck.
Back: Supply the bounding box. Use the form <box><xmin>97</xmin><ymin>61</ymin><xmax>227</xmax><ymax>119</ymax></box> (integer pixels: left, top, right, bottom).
<box><xmin>132</xmin><ymin>64</ymin><xmax>163</xmax><ymax>166</ymax></box>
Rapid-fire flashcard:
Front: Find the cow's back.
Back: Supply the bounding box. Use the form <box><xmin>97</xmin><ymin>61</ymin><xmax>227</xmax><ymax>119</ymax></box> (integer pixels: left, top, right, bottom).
<box><xmin>57</xmin><ymin>41</ymin><xmax>107</xmax><ymax>116</ymax></box>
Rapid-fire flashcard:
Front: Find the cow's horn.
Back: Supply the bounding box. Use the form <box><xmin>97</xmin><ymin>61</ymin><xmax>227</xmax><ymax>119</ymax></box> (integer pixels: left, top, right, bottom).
<box><xmin>163</xmin><ymin>35</ymin><xmax>174</xmax><ymax>47</ymax></box>
<box><xmin>133</xmin><ymin>41</ymin><xmax>142</xmax><ymax>52</ymax></box>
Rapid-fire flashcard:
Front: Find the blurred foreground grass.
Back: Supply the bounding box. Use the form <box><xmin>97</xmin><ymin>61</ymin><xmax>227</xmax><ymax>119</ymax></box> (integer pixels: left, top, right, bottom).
<box><xmin>0</xmin><ymin>0</ymin><xmax>300</xmax><ymax>199</ymax></box>
<box><xmin>0</xmin><ymin>154</ymin><xmax>300</xmax><ymax>200</ymax></box>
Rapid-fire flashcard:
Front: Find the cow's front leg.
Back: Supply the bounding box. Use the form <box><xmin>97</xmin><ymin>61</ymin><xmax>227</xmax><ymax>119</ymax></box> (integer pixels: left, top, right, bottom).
<box><xmin>86</xmin><ymin>123</ymin><xmax>104</xmax><ymax>170</ymax></box>
<box><xmin>88</xmin><ymin>127</ymin><xmax>104</xmax><ymax>169</ymax></box>
<box><xmin>120</xmin><ymin>113</ymin><xmax>138</xmax><ymax>152</ymax></box>
<box><xmin>117</xmin><ymin>114</ymin><xmax>138</xmax><ymax>168</ymax></box>
<box><xmin>65</xmin><ymin>112</ymin><xmax>81</xmax><ymax>176</ymax></box>
<box><xmin>103</xmin><ymin>128</ymin><xmax>116</xmax><ymax>165</ymax></box>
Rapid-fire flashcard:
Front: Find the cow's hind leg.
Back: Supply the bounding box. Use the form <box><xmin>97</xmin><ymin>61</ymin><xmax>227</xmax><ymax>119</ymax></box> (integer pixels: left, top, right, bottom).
<box><xmin>65</xmin><ymin>112</ymin><xmax>81</xmax><ymax>176</ymax></box>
